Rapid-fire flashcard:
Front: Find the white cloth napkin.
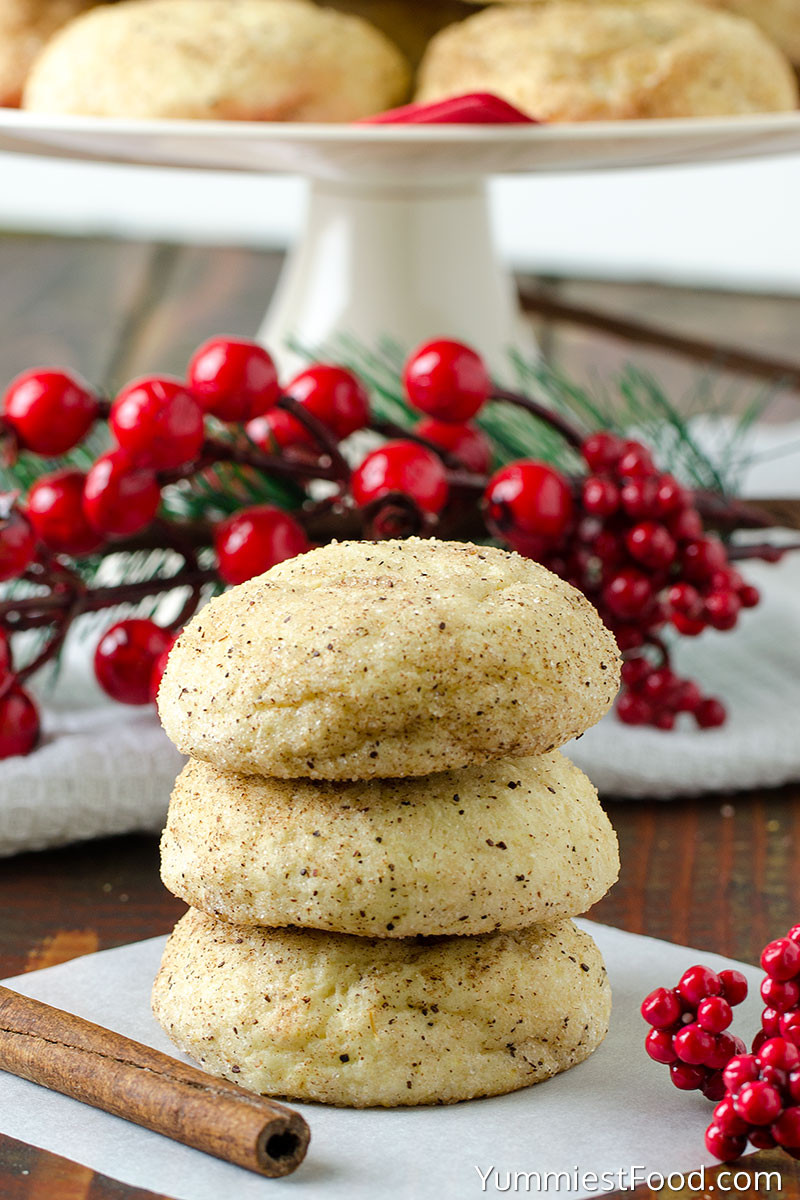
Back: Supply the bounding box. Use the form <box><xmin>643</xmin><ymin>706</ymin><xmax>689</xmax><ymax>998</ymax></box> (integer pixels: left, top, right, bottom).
<box><xmin>1</xmin><ymin>421</ymin><xmax>798</xmax><ymax>854</ymax></box>
<box><xmin>0</xmin><ymin>921</ymin><xmax>767</xmax><ymax>1200</ymax></box>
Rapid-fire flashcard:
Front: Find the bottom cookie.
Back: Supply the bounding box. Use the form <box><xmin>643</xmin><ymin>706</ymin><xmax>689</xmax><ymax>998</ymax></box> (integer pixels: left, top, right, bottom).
<box><xmin>152</xmin><ymin>910</ymin><xmax>610</xmax><ymax>1107</ymax></box>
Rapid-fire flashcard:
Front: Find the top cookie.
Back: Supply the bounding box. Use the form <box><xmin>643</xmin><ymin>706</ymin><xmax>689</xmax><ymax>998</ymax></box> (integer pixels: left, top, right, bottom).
<box><xmin>158</xmin><ymin>538</ymin><xmax>620</xmax><ymax>779</ymax></box>
<box><xmin>416</xmin><ymin>1</ymin><xmax>799</xmax><ymax>121</ymax></box>
<box><xmin>23</xmin><ymin>0</ymin><xmax>409</xmax><ymax>121</ymax></box>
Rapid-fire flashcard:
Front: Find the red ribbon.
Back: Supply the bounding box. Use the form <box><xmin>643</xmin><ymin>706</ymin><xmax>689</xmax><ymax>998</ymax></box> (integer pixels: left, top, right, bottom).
<box><xmin>359</xmin><ymin>93</ymin><xmax>537</xmax><ymax>126</ymax></box>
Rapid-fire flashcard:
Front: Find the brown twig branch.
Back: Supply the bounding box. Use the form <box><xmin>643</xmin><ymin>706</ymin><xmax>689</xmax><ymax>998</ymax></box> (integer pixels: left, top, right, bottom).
<box><xmin>517</xmin><ymin>287</ymin><xmax>800</xmax><ymax>392</ymax></box>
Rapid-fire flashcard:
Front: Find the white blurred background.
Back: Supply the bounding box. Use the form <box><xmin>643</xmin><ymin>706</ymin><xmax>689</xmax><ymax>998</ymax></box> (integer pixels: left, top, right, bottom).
<box><xmin>1</xmin><ymin>150</ymin><xmax>798</xmax><ymax>292</ymax></box>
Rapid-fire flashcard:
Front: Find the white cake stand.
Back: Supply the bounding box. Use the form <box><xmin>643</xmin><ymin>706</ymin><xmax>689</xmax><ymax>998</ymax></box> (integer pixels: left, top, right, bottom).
<box><xmin>2</xmin><ymin>109</ymin><xmax>800</xmax><ymax>373</ymax></box>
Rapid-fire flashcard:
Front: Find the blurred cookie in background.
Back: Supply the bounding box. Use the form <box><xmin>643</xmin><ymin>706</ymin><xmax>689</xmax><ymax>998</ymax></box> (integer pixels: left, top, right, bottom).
<box><xmin>0</xmin><ymin>0</ymin><xmax>97</xmax><ymax>106</ymax></box>
<box><xmin>458</xmin><ymin>0</ymin><xmax>800</xmax><ymax>68</ymax></box>
<box><xmin>417</xmin><ymin>1</ymin><xmax>799</xmax><ymax>120</ymax></box>
<box><xmin>23</xmin><ymin>0</ymin><xmax>410</xmax><ymax>119</ymax></box>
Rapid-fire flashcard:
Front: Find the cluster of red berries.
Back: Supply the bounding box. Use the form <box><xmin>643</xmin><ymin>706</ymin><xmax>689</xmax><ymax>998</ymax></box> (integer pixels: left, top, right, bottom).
<box><xmin>642</xmin><ymin>965</ymin><xmax>749</xmax><ymax>1102</ymax></box>
<box><xmin>0</xmin><ymin>333</ymin><xmax>770</xmax><ymax>759</ymax></box>
<box><xmin>708</xmin><ymin>1037</ymin><xmax>800</xmax><ymax>1162</ymax></box>
<box><xmin>644</xmin><ymin>925</ymin><xmax>800</xmax><ymax>1165</ymax></box>
<box><xmin>482</xmin><ymin>430</ymin><xmax>760</xmax><ymax>730</ymax></box>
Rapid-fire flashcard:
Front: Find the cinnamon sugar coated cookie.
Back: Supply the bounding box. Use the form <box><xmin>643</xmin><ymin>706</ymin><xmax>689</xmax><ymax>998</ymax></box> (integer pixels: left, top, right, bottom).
<box><xmin>0</xmin><ymin>0</ymin><xmax>97</xmax><ymax>107</ymax></box>
<box><xmin>152</xmin><ymin>909</ymin><xmax>611</xmax><ymax>1106</ymax></box>
<box><xmin>161</xmin><ymin>751</ymin><xmax>620</xmax><ymax>937</ymax></box>
<box><xmin>22</xmin><ymin>0</ymin><xmax>409</xmax><ymax>119</ymax></box>
<box><xmin>157</xmin><ymin>538</ymin><xmax>621</xmax><ymax>780</ymax></box>
<box><xmin>416</xmin><ymin>1</ymin><xmax>799</xmax><ymax>120</ymax></box>
<box><xmin>464</xmin><ymin>0</ymin><xmax>800</xmax><ymax>66</ymax></box>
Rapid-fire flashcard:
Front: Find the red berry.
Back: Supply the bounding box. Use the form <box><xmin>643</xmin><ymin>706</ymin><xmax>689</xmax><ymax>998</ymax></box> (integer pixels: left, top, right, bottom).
<box><xmin>582</xmin><ymin>476</ymin><xmax>620</xmax><ymax>517</ymax></box>
<box><xmin>580</xmin><ymin>432</ymin><xmax>623</xmax><ymax>472</ymax></box>
<box><xmin>713</xmin><ymin>1097</ymin><xmax>750</xmax><ymax>1137</ymax></box>
<box><xmin>673</xmin><ymin>1023</ymin><xmax>715</xmax><ymax>1065</ymax></box>
<box><xmin>781</xmin><ymin>1012</ymin><xmax>800</xmax><ymax>1046</ymax></box>
<box><xmin>617</xmin><ymin>691</ymin><xmax>653</xmax><ymax>726</ymax></box>
<box><xmin>705</xmin><ymin>1124</ymin><xmax>746</xmax><ymax>1163</ymax></box>
<box><xmin>695</xmin><ymin>698</ymin><xmax>726</xmax><ymax>729</ymax></box>
<box><xmin>620</xmin><ymin>478</ymin><xmax>658</xmax><ymax>519</ymax></box>
<box><xmin>645</xmin><ymin>1028</ymin><xmax>677</xmax><ymax>1064</ymax></box>
<box><xmin>682</xmin><ymin>537</ymin><xmax>728</xmax><ymax>582</ymax></box>
<box><xmin>702</xmin><ymin>1073</ymin><xmax>727</xmax><ymax>1102</ymax></box>
<box><xmin>764</xmin><ymin>1033</ymin><xmax>793</xmax><ymax>1070</ymax></box>
<box><xmin>791</xmin><ymin>1069</ymin><xmax>800</xmax><ymax>1103</ymax></box>
<box><xmin>654</xmin><ymin>711</ymin><xmax>675</xmax><ymax>731</ymax></box>
<box><xmin>26</xmin><ymin>470</ymin><xmax>103</xmax><ymax>556</ymax></box>
<box><xmin>403</xmin><ymin>339</ymin><xmax>489</xmax><ymax>422</ymax></box>
<box><xmin>697</xmin><ymin>996</ymin><xmax>733</xmax><ymax>1034</ymax></box>
<box><xmin>641</xmin><ymin>987</ymin><xmax>682</xmax><ymax>1029</ymax></box>
<box><xmin>3</xmin><ymin>368</ymin><xmax>99</xmax><ymax>456</ymax></box>
<box><xmin>246</xmin><ymin>408</ymin><xmax>313</xmax><ymax>453</ymax></box>
<box><xmin>719</xmin><ymin>969</ymin><xmax>748</xmax><ymax>1007</ymax></box>
<box><xmin>285</xmin><ymin>365</ymin><xmax>370</xmax><ymax>440</ymax></box>
<box><xmin>773</xmin><ymin>1106</ymin><xmax>800</xmax><ymax>1148</ymax></box>
<box><xmin>641</xmin><ymin>668</ymin><xmax>678</xmax><ymax>706</ymax></box>
<box><xmin>752</xmin><ymin>1029</ymin><xmax>770</xmax><ymax>1054</ymax></box>
<box><xmin>94</xmin><ymin>619</ymin><xmax>174</xmax><ymax>706</ymax></box>
<box><xmin>187</xmin><ymin>337</ymin><xmax>279</xmax><ymax>422</ymax></box>
<box><xmin>484</xmin><ymin>460</ymin><xmax>572</xmax><ymax>542</ymax></box>
<box><xmin>704</xmin><ymin>591</ymin><xmax>741</xmax><ymax>632</ymax></box>
<box><xmin>603</xmin><ymin>568</ymin><xmax>653</xmax><ymax>620</ymax></box>
<box><xmin>83</xmin><ymin>451</ymin><xmax>160</xmax><ymax>536</ymax></box>
<box><xmin>670</xmin><ymin>1061</ymin><xmax>706</xmax><ymax>1091</ymax></box>
<box><xmin>625</xmin><ymin>522</ymin><xmax>677</xmax><ymax>570</ymax></box>
<box><xmin>671</xmin><ymin>612</ymin><xmax>706</xmax><ymax>637</ymax></box>
<box><xmin>759</xmin><ymin>1065</ymin><xmax>789</xmax><ymax>1092</ymax></box>
<box><xmin>749</xmin><ymin>1128</ymin><xmax>777</xmax><ymax>1150</ymax></box>
<box><xmin>789</xmin><ymin>926</ymin><xmax>800</xmax><ymax>945</ymax></box>
<box><xmin>621</xmin><ymin>657</ymin><xmax>652</xmax><ymax>689</ymax></box>
<box><xmin>617</xmin><ymin>440</ymin><xmax>655</xmax><ymax>478</ymax></box>
<box><xmin>739</xmin><ymin>584</ymin><xmax>760</xmax><ymax>609</ymax></box>
<box><xmin>0</xmin><ymin>687</ymin><xmax>39</xmax><ymax>758</ymax></box>
<box><xmin>414</xmin><ymin>418</ymin><xmax>492</xmax><ymax>474</ymax></box>
<box><xmin>763</xmin><ymin>1007</ymin><xmax>783</xmax><ymax>1037</ymax></box>
<box><xmin>110</xmin><ymin>377</ymin><xmax>204</xmax><ymax>469</ymax></box>
<box><xmin>761</xmin><ymin>977</ymin><xmax>800</xmax><ymax>1012</ymax></box>
<box><xmin>679</xmin><ymin>965</ymin><xmax>722</xmax><ymax>1006</ymax></box>
<box><xmin>653</xmin><ymin>474</ymin><xmax>688</xmax><ymax>515</ymax></box>
<box><xmin>733</xmin><ymin>1080</ymin><xmax>784</xmax><ymax>1125</ymax></box>
<box><xmin>673</xmin><ymin>680</ymin><xmax>703</xmax><ymax>714</ymax></box>
<box><xmin>667</xmin><ymin>582</ymin><xmax>701</xmax><ymax>616</ymax></box>
<box><xmin>669</xmin><ymin>508</ymin><xmax>704</xmax><ymax>542</ymax></box>
<box><xmin>706</xmin><ymin>1032</ymin><xmax>740</xmax><ymax>1071</ymax></box>
<box><xmin>723</xmin><ymin>1054</ymin><xmax>759</xmax><ymax>1092</ymax></box>
<box><xmin>762</xmin><ymin>937</ymin><xmax>800</xmax><ymax>982</ymax></box>
<box><xmin>0</xmin><ymin>509</ymin><xmax>36</xmax><ymax>580</ymax></box>
<box><xmin>352</xmin><ymin>440</ymin><xmax>448</xmax><ymax>516</ymax></box>
<box><xmin>614</xmin><ymin>625</ymin><xmax>645</xmax><ymax>652</ymax></box>
<box><xmin>0</xmin><ymin>631</ymin><xmax>10</xmax><ymax>680</ymax></box>
<box><xmin>214</xmin><ymin>505</ymin><xmax>309</xmax><ymax>586</ymax></box>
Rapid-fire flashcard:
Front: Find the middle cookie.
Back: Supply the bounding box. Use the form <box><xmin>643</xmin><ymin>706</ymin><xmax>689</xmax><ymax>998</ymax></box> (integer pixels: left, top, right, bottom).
<box><xmin>162</xmin><ymin>752</ymin><xmax>619</xmax><ymax>938</ymax></box>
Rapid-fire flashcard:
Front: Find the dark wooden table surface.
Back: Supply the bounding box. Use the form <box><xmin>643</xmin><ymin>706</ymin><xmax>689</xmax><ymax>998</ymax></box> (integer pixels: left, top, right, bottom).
<box><xmin>1</xmin><ymin>233</ymin><xmax>799</xmax><ymax>1199</ymax></box>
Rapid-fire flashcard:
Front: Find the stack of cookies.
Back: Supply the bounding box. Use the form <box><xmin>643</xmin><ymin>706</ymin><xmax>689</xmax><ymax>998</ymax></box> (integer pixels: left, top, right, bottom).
<box><xmin>153</xmin><ymin>538</ymin><xmax>622</xmax><ymax>1107</ymax></box>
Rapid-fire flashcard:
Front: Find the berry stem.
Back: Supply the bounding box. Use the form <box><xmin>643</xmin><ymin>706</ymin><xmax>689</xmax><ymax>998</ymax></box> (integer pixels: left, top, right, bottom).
<box><xmin>0</xmin><ymin>567</ymin><xmax>218</xmax><ymax>631</ymax></box>
<box><xmin>276</xmin><ymin>395</ymin><xmax>352</xmax><ymax>484</ymax></box>
<box><xmin>489</xmin><ymin>387</ymin><xmax>585</xmax><ymax>450</ymax></box>
<box><xmin>728</xmin><ymin>541</ymin><xmax>800</xmax><ymax>563</ymax></box>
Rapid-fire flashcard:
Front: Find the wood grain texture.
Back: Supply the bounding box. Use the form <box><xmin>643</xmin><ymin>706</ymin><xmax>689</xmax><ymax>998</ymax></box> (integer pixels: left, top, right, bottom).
<box><xmin>1</xmin><ymin>233</ymin><xmax>800</xmax><ymax>1198</ymax></box>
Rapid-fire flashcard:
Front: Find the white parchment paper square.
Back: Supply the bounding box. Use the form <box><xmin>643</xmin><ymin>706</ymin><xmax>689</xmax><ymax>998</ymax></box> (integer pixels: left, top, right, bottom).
<box><xmin>0</xmin><ymin>922</ymin><xmax>765</xmax><ymax>1199</ymax></box>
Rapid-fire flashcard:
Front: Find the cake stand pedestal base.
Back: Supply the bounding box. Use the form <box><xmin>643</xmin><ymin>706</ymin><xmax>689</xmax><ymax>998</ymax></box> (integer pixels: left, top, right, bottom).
<box><xmin>258</xmin><ymin>175</ymin><xmax>535</xmax><ymax>376</ymax></box>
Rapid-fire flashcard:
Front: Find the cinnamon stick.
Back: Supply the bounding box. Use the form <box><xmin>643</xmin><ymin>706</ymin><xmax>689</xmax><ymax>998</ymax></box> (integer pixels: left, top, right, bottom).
<box><xmin>0</xmin><ymin>986</ymin><xmax>310</xmax><ymax>1179</ymax></box>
